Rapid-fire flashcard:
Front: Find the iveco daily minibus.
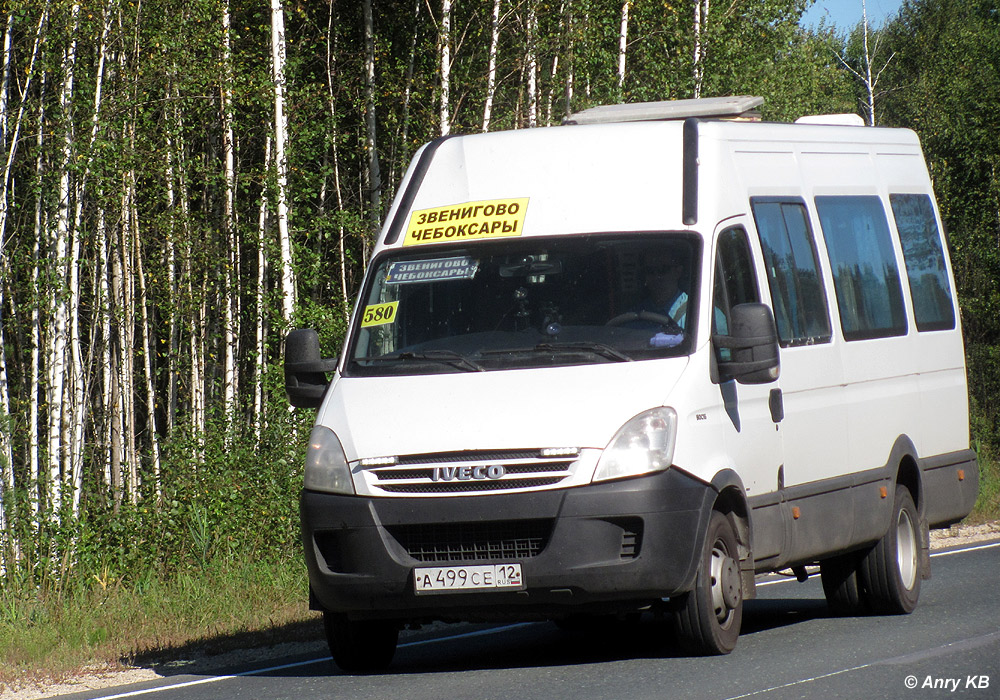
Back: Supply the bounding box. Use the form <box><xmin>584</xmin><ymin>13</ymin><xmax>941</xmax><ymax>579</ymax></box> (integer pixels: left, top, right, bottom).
<box><xmin>285</xmin><ymin>96</ymin><xmax>978</xmax><ymax>670</ymax></box>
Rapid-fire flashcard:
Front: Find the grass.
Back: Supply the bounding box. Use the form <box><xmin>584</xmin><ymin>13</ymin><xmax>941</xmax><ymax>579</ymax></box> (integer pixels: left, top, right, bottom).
<box><xmin>0</xmin><ymin>555</ymin><xmax>320</xmax><ymax>691</ymax></box>
<box><xmin>971</xmin><ymin>450</ymin><xmax>1000</xmax><ymax>523</ymax></box>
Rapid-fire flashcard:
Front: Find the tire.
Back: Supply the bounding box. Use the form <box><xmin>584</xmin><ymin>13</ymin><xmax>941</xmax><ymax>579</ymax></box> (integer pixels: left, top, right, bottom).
<box><xmin>673</xmin><ymin>510</ymin><xmax>743</xmax><ymax>655</ymax></box>
<box><xmin>858</xmin><ymin>485</ymin><xmax>923</xmax><ymax>614</ymax></box>
<box><xmin>323</xmin><ymin>612</ymin><xmax>399</xmax><ymax>673</ymax></box>
<box><xmin>820</xmin><ymin>552</ymin><xmax>866</xmax><ymax>616</ymax></box>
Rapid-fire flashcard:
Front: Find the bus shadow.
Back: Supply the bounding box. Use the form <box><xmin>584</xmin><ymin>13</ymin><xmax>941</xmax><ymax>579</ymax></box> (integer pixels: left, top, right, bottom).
<box><xmin>123</xmin><ymin>597</ymin><xmax>836</xmax><ymax>681</ymax></box>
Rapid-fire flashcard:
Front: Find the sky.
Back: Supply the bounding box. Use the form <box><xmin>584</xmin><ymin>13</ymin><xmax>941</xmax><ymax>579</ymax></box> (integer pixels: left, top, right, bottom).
<box><xmin>800</xmin><ymin>0</ymin><xmax>905</xmax><ymax>31</ymax></box>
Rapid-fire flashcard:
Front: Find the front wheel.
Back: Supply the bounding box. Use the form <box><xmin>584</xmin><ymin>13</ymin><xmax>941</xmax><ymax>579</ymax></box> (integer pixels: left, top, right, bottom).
<box><xmin>323</xmin><ymin>612</ymin><xmax>399</xmax><ymax>673</ymax></box>
<box><xmin>673</xmin><ymin>510</ymin><xmax>743</xmax><ymax>655</ymax></box>
<box><xmin>858</xmin><ymin>485</ymin><xmax>924</xmax><ymax>614</ymax></box>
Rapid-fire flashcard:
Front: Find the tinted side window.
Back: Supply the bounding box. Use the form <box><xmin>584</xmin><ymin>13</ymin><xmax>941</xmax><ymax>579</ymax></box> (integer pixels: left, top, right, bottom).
<box><xmin>713</xmin><ymin>227</ymin><xmax>760</xmax><ymax>339</ymax></box>
<box><xmin>751</xmin><ymin>199</ymin><xmax>832</xmax><ymax>346</ymax></box>
<box><xmin>890</xmin><ymin>194</ymin><xmax>956</xmax><ymax>332</ymax></box>
<box><xmin>815</xmin><ymin>196</ymin><xmax>907</xmax><ymax>341</ymax></box>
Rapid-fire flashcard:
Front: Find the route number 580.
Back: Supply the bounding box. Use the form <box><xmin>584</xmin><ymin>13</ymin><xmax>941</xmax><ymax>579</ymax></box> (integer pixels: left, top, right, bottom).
<box><xmin>361</xmin><ymin>301</ymin><xmax>399</xmax><ymax>328</ymax></box>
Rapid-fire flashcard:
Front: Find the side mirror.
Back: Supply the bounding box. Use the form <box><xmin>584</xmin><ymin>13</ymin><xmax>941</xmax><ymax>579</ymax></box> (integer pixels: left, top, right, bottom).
<box><xmin>713</xmin><ymin>303</ymin><xmax>780</xmax><ymax>385</ymax></box>
<box><xmin>285</xmin><ymin>329</ymin><xmax>338</xmax><ymax>408</ymax></box>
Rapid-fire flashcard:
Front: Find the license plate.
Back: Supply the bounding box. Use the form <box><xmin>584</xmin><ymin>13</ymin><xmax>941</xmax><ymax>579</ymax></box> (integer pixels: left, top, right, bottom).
<box><xmin>414</xmin><ymin>564</ymin><xmax>523</xmax><ymax>594</ymax></box>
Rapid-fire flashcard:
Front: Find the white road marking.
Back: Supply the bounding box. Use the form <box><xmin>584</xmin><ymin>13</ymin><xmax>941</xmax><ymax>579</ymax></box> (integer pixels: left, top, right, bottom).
<box><xmin>84</xmin><ymin>623</ymin><xmax>533</xmax><ymax>700</ymax></box>
<box><xmin>721</xmin><ymin>631</ymin><xmax>1000</xmax><ymax>699</ymax></box>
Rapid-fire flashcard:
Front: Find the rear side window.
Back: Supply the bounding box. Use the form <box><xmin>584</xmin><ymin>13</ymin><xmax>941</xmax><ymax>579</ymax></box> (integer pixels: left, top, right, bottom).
<box><xmin>890</xmin><ymin>194</ymin><xmax>956</xmax><ymax>332</ymax></box>
<box><xmin>815</xmin><ymin>196</ymin><xmax>907</xmax><ymax>341</ymax></box>
<box><xmin>751</xmin><ymin>198</ymin><xmax>831</xmax><ymax>346</ymax></box>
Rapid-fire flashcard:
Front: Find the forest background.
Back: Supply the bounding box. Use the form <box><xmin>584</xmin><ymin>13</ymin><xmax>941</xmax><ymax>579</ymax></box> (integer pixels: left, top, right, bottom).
<box><xmin>0</xmin><ymin>0</ymin><xmax>998</xmax><ymax>679</ymax></box>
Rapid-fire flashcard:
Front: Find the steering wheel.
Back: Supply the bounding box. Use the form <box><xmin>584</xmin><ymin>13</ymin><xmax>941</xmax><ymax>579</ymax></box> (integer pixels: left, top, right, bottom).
<box><xmin>605</xmin><ymin>310</ymin><xmax>682</xmax><ymax>333</ymax></box>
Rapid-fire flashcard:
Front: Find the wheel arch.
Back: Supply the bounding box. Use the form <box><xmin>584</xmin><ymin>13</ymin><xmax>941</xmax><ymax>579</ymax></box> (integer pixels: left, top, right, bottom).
<box><xmin>888</xmin><ymin>435</ymin><xmax>923</xmax><ymax>516</ymax></box>
<box><xmin>710</xmin><ymin>469</ymin><xmax>755</xmax><ymax>599</ymax></box>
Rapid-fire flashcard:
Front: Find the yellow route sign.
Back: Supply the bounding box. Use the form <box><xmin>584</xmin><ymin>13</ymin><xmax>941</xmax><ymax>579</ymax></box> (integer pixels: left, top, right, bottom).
<box><xmin>403</xmin><ymin>198</ymin><xmax>529</xmax><ymax>246</ymax></box>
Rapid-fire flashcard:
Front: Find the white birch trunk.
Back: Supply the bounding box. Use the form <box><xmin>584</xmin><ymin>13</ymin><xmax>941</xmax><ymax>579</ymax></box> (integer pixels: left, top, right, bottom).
<box><xmin>97</xmin><ymin>199</ymin><xmax>113</xmax><ymax>491</ymax></box>
<box><xmin>482</xmin><ymin>0</ymin><xmax>501</xmax><ymax>132</ymax></box>
<box><xmin>254</xmin><ymin>134</ymin><xmax>272</xmax><ymax>439</ymax></box>
<box><xmin>109</xmin><ymin>228</ymin><xmax>124</xmax><ymax>506</ymax></box>
<box><xmin>48</xmin><ymin>1</ymin><xmax>82</xmax><ymax>520</ymax></box>
<box><xmin>439</xmin><ymin>0</ymin><xmax>452</xmax><ymax>136</ymax></box>
<box><xmin>526</xmin><ymin>1</ymin><xmax>538</xmax><ymax>128</ymax></box>
<box><xmin>693</xmin><ymin>0</ymin><xmax>709</xmax><ymax>98</ymax></box>
<box><xmin>0</xmin><ymin>10</ymin><xmax>12</xmax><ymax>157</ymax></box>
<box><xmin>363</xmin><ymin>0</ymin><xmax>382</xmax><ymax>245</ymax></box>
<box><xmin>564</xmin><ymin>2</ymin><xmax>574</xmax><ymax>117</ymax></box>
<box><xmin>164</xmin><ymin>133</ymin><xmax>178</xmax><ymax>434</ymax></box>
<box><xmin>545</xmin><ymin>4</ymin><xmax>564</xmax><ymax>128</ymax></box>
<box><xmin>221</xmin><ymin>0</ymin><xmax>238</xmax><ymax>417</ymax></box>
<box><xmin>271</xmin><ymin>0</ymin><xmax>296</xmax><ymax>326</ymax></box>
<box><xmin>0</xmin><ymin>9</ymin><xmax>14</xmax><ymax>556</ymax></box>
<box><xmin>67</xmin><ymin>0</ymin><xmax>113</xmax><ymax>517</ymax></box>
<box><xmin>117</xmin><ymin>180</ymin><xmax>138</xmax><ymax>505</ymax></box>
<box><xmin>835</xmin><ymin>0</ymin><xmax>894</xmax><ymax>127</ymax></box>
<box><xmin>617</xmin><ymin>0</ymin><xmax>629</xmax><ymax>93</ymax></box>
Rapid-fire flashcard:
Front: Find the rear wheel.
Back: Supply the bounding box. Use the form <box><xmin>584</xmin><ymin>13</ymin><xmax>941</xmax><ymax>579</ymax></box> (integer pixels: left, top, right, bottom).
<box><xmin>820</xmin><ymin>552</ymin><xmax>865</xmax><ymax>615</ymax></box>
<box><xmin>323</xmin><ymin>612</ymin><xmax>399</xmax><ymax>673</ymax></box>
<box><xmin>673</xmin><ymin>510</ymin><xmax>743</xmax><ymax>655</ymax></box>
<box><xmin>858</xmin><ymin>485</ymin><xmax>923</xmax><ymax>614</ymax></box>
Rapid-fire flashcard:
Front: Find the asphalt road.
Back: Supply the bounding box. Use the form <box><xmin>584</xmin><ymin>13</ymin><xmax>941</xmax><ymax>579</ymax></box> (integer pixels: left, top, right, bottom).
<box><xmin>61</xmin><ymin>541</ymin><xmax>1000</xmax><ymax>700</ymax></box>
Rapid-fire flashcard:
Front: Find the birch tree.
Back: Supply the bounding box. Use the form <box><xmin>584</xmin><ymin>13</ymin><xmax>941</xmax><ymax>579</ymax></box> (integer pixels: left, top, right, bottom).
<box><xmin>47</xmin><ymin>0</ymin><xmax>83</xmax><ymax>520</ymax></box>
<box><xmin>0</xmin><ymin>10</ymin><xmax>15</xmax><ymax>552</ymax></box>
<box><xmin>363</xmin><ymin>0</ymin><xmax>382</xmax><ymax>244</ymax></box>
<box><xmin>221</xmin><ymin>0</ymin><xmax>239</xmax><ymax>417</ymax></box>
<box><xmin>525</xmin><ymin>0</ymin><xmax>538</xmax><ymax>127</ymax></box>
<box><xmin>840</xmin><ymin>0</ymin><xmax>894</xmax><ymax>126</ymax></box>
<box><xmin>438</xmin><ymin>0</ymin><xmax>452</xmax><ymax>136</ymax></box>
<box><xmin>482</xmin><ymin>0</ymin><xmax>502</xmax><ymax>131</ymax></box>
<box><xmin>617</xmin><ymin>0</ymin><xmax>629</xmax><ymax>95</ymax></box>
<box><xmin>692</xmin><ymin>0</ymin><xmax>709</xmax><ymax>98</ymax></box>
<box><xmin>271</xmin><ymin>0</ymin><xmax>296</xmax><ymax>326</ymax></box>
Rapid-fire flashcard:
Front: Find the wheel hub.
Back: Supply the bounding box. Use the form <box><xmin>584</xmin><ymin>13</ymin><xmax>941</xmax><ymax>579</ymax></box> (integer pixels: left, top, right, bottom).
<box><xmin>710</xmin><ymin>548</ymin><xmax>742</xmax><ymax>622</ymax></box>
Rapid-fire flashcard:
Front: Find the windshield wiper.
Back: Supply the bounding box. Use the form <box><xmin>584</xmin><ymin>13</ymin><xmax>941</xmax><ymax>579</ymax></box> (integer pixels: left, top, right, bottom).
<box><xmin>355</xmin><ymin>350</ymin><xmax>484</xmax><ymax>372</ymax></box>
<box><xmin>534</xmin><ymin>341</ymin><xmax>633</xmax><ymax>362</ymax></box>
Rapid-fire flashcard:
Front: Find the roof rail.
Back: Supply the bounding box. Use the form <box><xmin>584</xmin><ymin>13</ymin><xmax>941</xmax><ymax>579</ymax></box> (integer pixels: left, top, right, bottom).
<box><xmin>563</xmin><ymin>96</ymin><xmax>764</xmax><ymax>125</ymax></box>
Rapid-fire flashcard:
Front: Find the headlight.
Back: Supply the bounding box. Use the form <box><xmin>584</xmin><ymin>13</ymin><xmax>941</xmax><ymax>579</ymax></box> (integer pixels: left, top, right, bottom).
<box><xmin>593</xmin><ymin>408</ymin><xmax>678</xmax><ymax>483</ymax></box>
<box><xmin>304</xmin><ymin>426</ymin><xmax>355</xmax><ymax>495</ymax></box>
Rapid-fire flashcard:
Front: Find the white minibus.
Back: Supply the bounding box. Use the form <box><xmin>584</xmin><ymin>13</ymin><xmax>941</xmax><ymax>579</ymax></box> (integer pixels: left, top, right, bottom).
<box><xmin>285</xmin><ymin>96</ymin><xmax>978</xmax><ymax>670</ymax></box>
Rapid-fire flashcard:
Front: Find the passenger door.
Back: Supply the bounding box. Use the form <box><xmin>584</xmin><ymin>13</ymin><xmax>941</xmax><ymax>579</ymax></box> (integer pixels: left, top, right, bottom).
<box><xmin>749</xmin><ymin>198</ymin><xmax>848</xmax><ymax>489</ymax></box>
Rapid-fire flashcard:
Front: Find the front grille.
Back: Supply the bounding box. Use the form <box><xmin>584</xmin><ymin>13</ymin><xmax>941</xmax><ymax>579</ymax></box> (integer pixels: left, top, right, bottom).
<box><xmin>387</xmin><ymin>519</ymin><xmax>552</xmax><ymax>563</ymax></box>
<box><xmin>366</xmin><ymin>449</ymin><xmax>577</xmax><ymax>495</ymax></box>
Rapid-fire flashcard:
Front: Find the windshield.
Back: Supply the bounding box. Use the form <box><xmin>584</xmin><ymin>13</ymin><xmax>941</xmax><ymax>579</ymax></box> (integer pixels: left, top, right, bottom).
<box><xmin>346</xmin><ymin>233</ymin><xmax>701</xmax><ymax>376</ymax></box>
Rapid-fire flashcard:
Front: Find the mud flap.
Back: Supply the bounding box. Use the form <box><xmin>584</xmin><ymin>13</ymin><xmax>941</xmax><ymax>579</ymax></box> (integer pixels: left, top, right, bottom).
<box><xmin>919</xmin><ymin>515</ymin><xmax>932</xmax><ymax>581</ymax></box>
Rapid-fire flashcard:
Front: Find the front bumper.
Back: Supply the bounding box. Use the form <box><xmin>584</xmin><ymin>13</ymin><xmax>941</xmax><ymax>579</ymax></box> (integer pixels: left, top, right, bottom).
<box><xmin>300</xmin><ymin>468</ymin><xmax>715</xmax><ymax>622</ymax></box>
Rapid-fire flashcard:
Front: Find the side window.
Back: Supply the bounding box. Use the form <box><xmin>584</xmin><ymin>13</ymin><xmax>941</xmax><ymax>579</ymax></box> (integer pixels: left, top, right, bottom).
<box><xmin>890</xmin><ymin>194</ymin><xmax>956</xmax><ymax>332</ymax></box>
<box><xmin>713</xmin><ymin>227</ymin><xmax>760</xmax><ymax>340</ymax></box>
<box><xmin>815</xmin><ymin>195</ymin><xmax>907</xmax><ymax>341</ymax></box>
<box><xmin>751</xmin><ymin>198</ymin><xmax>832</xmax><ymax>346</ymax></box>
